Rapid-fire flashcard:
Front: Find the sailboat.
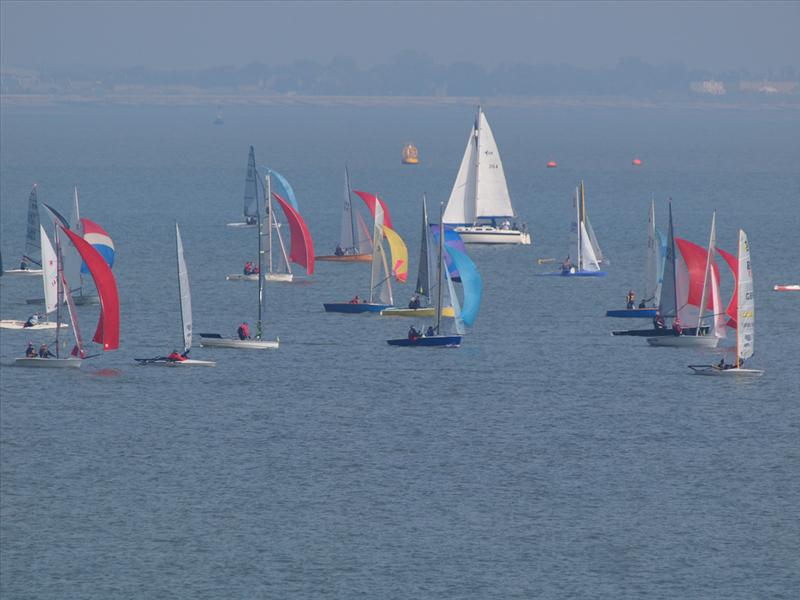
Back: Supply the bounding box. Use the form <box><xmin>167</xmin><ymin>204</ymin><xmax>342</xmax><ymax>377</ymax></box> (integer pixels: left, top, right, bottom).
<box><xmin>200</xmin><ymin>177</ymin><xmax>279</xmax><ymax>350</ymax></box>
<box><xmin>381</xmin><ymin>195</ymin><xmax>456</xmax><ymax>318</ymax></box>
<box><xmin>323</xmin><ymin>199</ymin><xmax>396</xmax><ymax>313</ymax></box>
<box><xmin>136</xmin><ymin>224</ymin><xmax>215</xmax><ymax>367</ymax></box>
<box><xmin>442</xmin><ymin>106</ymin><xmax>531</xmax><ymax>245</ymax></box>
<box><xmin>1</xmin><ymin>224</ymin><xmax>69</xmax><ymax>331</ymax></box>
<box><xmin>316</xmin><ymin>167</ymin><xmax>372</xmax><ymax>262</ymax></box>
<box><xmin>227</xmin><ymin>146</ymin><xmax>260</xmax><ymax>228</ymax></box>
<box><xmin>387</xmin><ymin>202</ymin><xmax>482</xmax><ymax>347</ymax></box>
<box><xmin>15</xmin><ymin>224</ymin><xmax>120</xmax><ymax>368</ymax></box>
<box><xmin>690</xmin><ymin>229</ymin><xmax>763</xmax><ymax>376</ymax></box>
<box><xmin>606</xmin><ymin>200</ymin><xmax>664</xmax><ymax>317</ymax></box>
<box><xmin>5</xmin><ymin>185</ymin><xmax>43</xmax><ymax>277</ymax></box>
<box><xmin>612</xmin><ymin>203</ymin><xmax>709</xmax><ymax>337</ymax></box>
<box><xmin>647</xmin><ymin>210</ymin><xmax>722</xmax><ymax>348</ymax></box>
<box><xmin>540</xmin><ymin>181</ymin><xmax>606</xmax><ymax>276</ymax></box>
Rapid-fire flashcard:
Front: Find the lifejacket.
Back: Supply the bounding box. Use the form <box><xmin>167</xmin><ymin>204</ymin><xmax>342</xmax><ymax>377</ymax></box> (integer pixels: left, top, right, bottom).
<box><xmin>168</xmin><ymin>351</ymin><xmax>186</xmax><ymax>361</ymax></box>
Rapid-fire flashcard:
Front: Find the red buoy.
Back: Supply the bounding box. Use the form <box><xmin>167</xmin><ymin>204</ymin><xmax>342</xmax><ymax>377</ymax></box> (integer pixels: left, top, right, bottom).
<box><xmin>632</xmin><ymin>158</ymin><xmax>642</xmax><ymax>166</ymax></box>
<box><xmin>546</xmin><ymin>160</ymin><xmax>557</xmax><ymax>168</ymax></box>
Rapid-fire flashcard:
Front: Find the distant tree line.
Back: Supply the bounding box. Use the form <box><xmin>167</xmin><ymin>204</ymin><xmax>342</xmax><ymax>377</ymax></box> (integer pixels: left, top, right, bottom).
<box><xmin>3</xmin><ymin>52</ymin><xmax>798</xmax><ymax>97</ymax></box>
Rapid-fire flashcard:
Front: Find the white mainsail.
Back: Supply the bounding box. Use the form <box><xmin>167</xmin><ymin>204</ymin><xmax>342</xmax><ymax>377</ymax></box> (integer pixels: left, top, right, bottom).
<box><xmin>339</xmin><ymin>167</ymin><xmax>356</xmax><ymax>251</ymax></box>
<box><xmin>737</xmin><ymin>229</ymin><xmax>754</xmax><ymax>363</ymax></box>
<box><xmin>40</xmin><ymin>226</ymin><xmax>58</xmax><ymax>314</ymax></box>
<box><xmin>579</xmin><ymin>222</ymin><xmax>601</xmax><ymax>271</ymax></box>
<box><xmin>368</xmin><ymin>201</ymin><xmax>392</xmax><ymax>304</ymax></box>
<box><xmin>696</xmin><ymin>211</ymin><xmax>726</xmax><ymax>338</ymax></box>
<box><xmin>23</xmin><ymin>185</ymin><xmax>41</xmax><ymax>269</ymax></box>
<box><xmin>175</xmin><ymin>223</ymin><xmax>193</xmax><ymax>353</ymax></box>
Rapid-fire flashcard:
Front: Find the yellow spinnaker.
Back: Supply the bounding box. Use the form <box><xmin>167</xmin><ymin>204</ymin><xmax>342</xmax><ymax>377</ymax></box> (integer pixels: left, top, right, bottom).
<box><xmin>382</xmin><ymin>225</ymin><xmax>408</xmax><ymax>283</ymax></box>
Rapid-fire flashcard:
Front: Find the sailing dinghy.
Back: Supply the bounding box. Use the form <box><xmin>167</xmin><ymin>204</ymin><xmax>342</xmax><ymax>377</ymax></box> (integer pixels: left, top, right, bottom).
<box><xmin>647</xmin><ymin>210</ymin><xmax>723</xmax><ymax>348</ymax></box>
<box><xmin>16</xmin><ymin>225</ymin><xmax>120</xmax><ymax>368</ymax></box>
<box><xmin>200</xmin><ymin>180</ymin><xmax>279</xmax><ymax>350</ymax></box>
<box><xmin>689</xmin><ymin>229</ymin><xmax>762</xmax><ymax>376</ymax></box>
<box><xmin>136</xmin><ymin>224</ymin><xmax>215</xmax><ymax>367</ymax></box>
<box><xmin>442</xmin><ymin>106</ymin><xmax>531</xmax><ymax>245</ymax></box>
<box><xmin>324</xmin><ymin>199</ymin><xmax>397</xmax><ymax>313</ymax></box>
<box><xmin>540</xmin><ymin>181</ymin><xmax>605</xmax><ymax>277</ymax></box>
<box><xmin>227</xmin><ymin>146</ymin><xmax>260</xmax><ymax>228</ymax></box>
<box><xmin>387</xmin><ymin>202</ymin><xmax>482</xmax><ymax>347</ymax></box>
<box><xmin>607</xmin><ymin>200</ymin><xmax>664</xmax><ymax>318</ymax></box>
<box><xmin>5</xmin><ymin>185</ymin><xmax>43</xmax><ymax>277</ymax></box>
<box><xmin>381</xmin><ymin>195</ymin><xmax>455</xmax><ymax>318</ymax></box>
<box><xmin>316</xmin><ymin>167</ymin><xmax>372</xmax><ymax>262</ymax></box>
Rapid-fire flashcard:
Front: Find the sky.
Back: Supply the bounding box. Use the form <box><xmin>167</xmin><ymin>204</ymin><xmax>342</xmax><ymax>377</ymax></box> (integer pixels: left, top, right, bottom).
<box><xmin>1</xmin><ymin>0</ymin><xmax>798</xmax><ymax>73</ymax></box>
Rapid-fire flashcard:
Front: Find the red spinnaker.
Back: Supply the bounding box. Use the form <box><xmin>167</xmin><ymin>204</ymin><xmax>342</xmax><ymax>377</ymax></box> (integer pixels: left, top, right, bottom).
<box><xmin>61</xmin><ymin>227</ymin><xmax>120</xmax><ymax>351</ymax></box>
<box><xmin>273</xmin><ymin>192</ymin><xmax>315</xmax><ymax>275</ymax></box>
<box><xmin>716</xmin><ymin>246</ymin><xmax>738</xmax><ymax>328</ymax></box>
<box><xmin>675</xmin><ymin>238</ymin><xmax>719</xmax><ymax>310</ymax></box>
<box><xmin>353</xmin><ymin>190</ymin><xmax>394</xmax><ymax>229</ymax></box>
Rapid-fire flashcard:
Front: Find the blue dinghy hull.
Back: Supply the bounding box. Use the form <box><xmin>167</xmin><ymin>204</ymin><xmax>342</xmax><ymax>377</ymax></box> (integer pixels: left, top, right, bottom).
<box><xmin>324</xmin><ymin>302</ymin><xmax>390</xmax><ymax>313</ymax></box>
<box><xmin>606</xmin><ymin>308</ymin><xmax>657</xmax><ymax>318</ymax></box>
<box><xmin>536</xmin><ymin>270</ymin><xmax>606</xmax><ymax>277</ymax></box>
<box><xmin>387</xmin><ymin>335</ymin><xmax>461</xmax><ymax>348</ymax></box>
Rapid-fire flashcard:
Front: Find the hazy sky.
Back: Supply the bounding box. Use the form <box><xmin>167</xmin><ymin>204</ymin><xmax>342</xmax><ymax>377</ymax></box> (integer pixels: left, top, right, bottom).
<box><xmin>1</xmin><ymin>1</ymin><xmax>798</xmax><ymax>73</ymax></box>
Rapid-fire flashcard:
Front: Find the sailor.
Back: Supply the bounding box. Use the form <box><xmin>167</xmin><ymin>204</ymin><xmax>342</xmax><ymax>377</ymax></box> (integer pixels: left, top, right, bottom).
<box><xmin>408</xmin><ymin>326</ymin><xmax>419</xmax><ymax>341</ymax></box>
<box><xmin>672</xmin><ymin>318</ymin><xmax>683</xmax><ymax>336</ymax></box>
<box><xmin>25</xmin><ymin>342</ymin><xmax>37</xmax><ymax>357</ymax></box>
<box><xmin>19</xmin><ymin>261</ymin><xmax>27</xmax><ymax>270</ymax></box>
<box><xmin>349</xmin><ymin>295</ymin><xmax>360</xmax><ymax>304</ymax></box>
<box><xmin>638</xmin><ymin>299</ymin><xmax>646</xmax><ymax>309</ymax></box>
<box><xmin>23</xmin><ymin>313</ymin><xmax>40</xmax><ymax>328</ymax></box>
<box><xmin>425</xmin><ymin>325</ymin><xmax>435</xmax><ymax>337</ymax></box>
<box><xmin>237</xmin><ymin>322</ymin><xmax>250</xmax><ymax>340</ymax></box>
<box><xmin>244</xmin><ymin>261</ymin><xmax>253</xmax><ymax>275</ymax></box>
<box><xmin>626</xmin><ymin>290</ymin><xmax>636</xmax><ymax>309</ymax></box>
<box><xmin>561</xmin><ymin>256</ymin><xmax>573</xmax><ymax>274</ymax></box>
<box><xmin>501</xmin><ymin>219</ymin><xmax>511</xmax><ymax>230</ymax></box>
<box><xmin>245</xmin><ymin>216</ymin><xmax>257</xmax><ymax>225</ymax></box>
<box><xmin>717</xmin><ymin>357</ymin><xmax>726</xmax><ymax>370</ymax></box>
<box><xmin>167</xmin><ymin>349</ymin><xmax>187</xmax><ymax>362</ymax></box>
<box><xmin>653</xmin><ymin>312</ymin><xmax>666</xmax><ymax>329</ymax></box>
<box><xmin>38</xmin><ymin>343</ymin><xmax>54</xmax><ymax>358</ymax></box>
<box><xmin>408</xmin><ymin>295</ymin><xmax>421</xmax><ymax>309</ymax></box>
<box><xmin>334</xmin><ymin>245</ymin><xmax>345</xmax><ymax>256</ymax></box>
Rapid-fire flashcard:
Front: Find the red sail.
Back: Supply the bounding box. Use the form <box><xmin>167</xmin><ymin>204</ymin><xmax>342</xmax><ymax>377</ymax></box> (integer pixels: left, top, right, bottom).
<box><xmin>675</xmin><ymin>237</ymin><xmax>719</xmax><ymax>310</ymax></box>
<box><xmin>61</xmin><ymin>227</ymin><xmax>120</xmax><ymax>351</ymax></box>
<box><xmin>273</xmin><ymin>192</ymin><xmax>315</xmax><ymax>275</ymax></box>
<box><xmin>353</xmin><ymin>190</ymin><xmax>394</xmax><ymax>230</ymax></box>
<box><xmin>716</xmin><ymin>246</ymin><xmax>738</xmax><ymax>328</ymax></box>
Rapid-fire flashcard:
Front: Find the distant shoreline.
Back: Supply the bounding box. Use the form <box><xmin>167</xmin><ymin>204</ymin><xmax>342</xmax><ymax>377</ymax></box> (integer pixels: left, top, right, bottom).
<box><xmin>2</xmin><ymin>93</ymin><xmax>798</xmax><ymax>111</ymax></box>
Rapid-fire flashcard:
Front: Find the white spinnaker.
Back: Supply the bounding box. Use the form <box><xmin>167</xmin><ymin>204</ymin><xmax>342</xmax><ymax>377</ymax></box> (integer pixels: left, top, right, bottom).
<box><xmin>737</xmin><ymin>229</ymin><xmax>754</xmax><ymax>362</ymax></box>
<box><xmin>443</xmin><ymin>125</ymin><xmax>478</xmax><ymax>225</ymax></box>
<box><xmin>474</xmin><ymin>110</ymin><xmax>514</xmax><ymax>219</ymax></box>
<box><xmin>579</xmin><ymin>222</ymin><xmax>601</xmax><ymax>271</ymax></box>
<box><xmin>643</xmin><ymin>201</ymin><xmax>659</xmax><ymax>305</ymax></box>
<box><xmin>40</xmin><ymin>226</ymin><xmax>58</xmax><ymax>314</ymax></box>
<box><xmin>175</xmin><ymin>223</ymin><xmax>193</xmax><ymax>353</ymax></box>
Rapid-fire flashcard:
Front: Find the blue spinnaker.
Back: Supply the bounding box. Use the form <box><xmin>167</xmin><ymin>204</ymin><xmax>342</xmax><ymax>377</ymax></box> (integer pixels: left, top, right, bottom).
<box><xmin>269</xmin><ymin>169</ymin><xmax>299</xmax><ymax>212</ymax></box>
<box><xmin>431</xmin><ymin>224</ymin><xmax>467</xmax><ymax>281</ymax></box>
<box><xmin>445</xmin><ymin>245</ymin><xmax>482</xmax><ymax>327</ymax></box>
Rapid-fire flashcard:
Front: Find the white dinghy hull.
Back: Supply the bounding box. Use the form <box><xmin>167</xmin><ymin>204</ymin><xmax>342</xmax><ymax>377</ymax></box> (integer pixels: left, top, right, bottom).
<box><xmin>199</xmin><ymin>336</ymin><xmax>279</xmax><ymax>349</ymax></box>
<box><xmin>226</xmin><ymin>274</ymin><xmax>259</xmax><ymax>281</ymax></box>
<box><xmin>264</xmin><ymin>273</ymin><xmax>293</xmax><ymax>282</ymax></box>
<box><xmin>689</xmin><ymin>366</ymin><xmax>764</xmax><ymax>377</ymax></box>
<box><xmin>15</xmin><ymin>357</ymin><xmax>82</xmax><ymax>368</ymax></box>
<box><xmin>646</xmin><ymin>335</ymin><xmax>720</xmax><ymax>348</ymax></box>
<box><xmin>3</xmin><ymin>269</ymin><xmax>43</xmax><ymax>277</ymax></box>
<box><xmin>0</xmin><ymin>320</ymin><xmax>68</xmax><ymax>330</ymax></box>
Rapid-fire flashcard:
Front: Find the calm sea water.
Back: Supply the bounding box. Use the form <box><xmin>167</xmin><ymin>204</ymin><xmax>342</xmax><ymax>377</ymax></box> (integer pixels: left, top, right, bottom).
<box><xmin>1</xmin><ymin>103</ymin><xmax>799</xmax><ymax>598</ymax></box>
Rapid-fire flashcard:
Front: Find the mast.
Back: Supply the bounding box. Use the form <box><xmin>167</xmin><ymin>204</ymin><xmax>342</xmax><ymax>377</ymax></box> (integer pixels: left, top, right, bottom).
<box><xmin>55</xmin><ymin>227</ymin><xmax>63</xmax><ymax>358</ymax></box>
<box><xmin>575</xmin><ymin>186</ymin><xmax>582</xmax><ymax>270</ymax></box>
<box><xmin>473</xmin><ymin>106</ymin><xmax>481</xmax><ymax>226</ymax></box>
<box><xmin>267</xmin><ymin>173</ymin><xmax>273</xmax><ymax>275</ymax></box>
<box><xmin>257</xmin><ymin>175</ymin><xmax>266</xmax><ymax>340</ymax></box>
<box><xmin>436</xmin><ymin>202</ymin><xmax>445</xmax><ymax>334</ymax></box>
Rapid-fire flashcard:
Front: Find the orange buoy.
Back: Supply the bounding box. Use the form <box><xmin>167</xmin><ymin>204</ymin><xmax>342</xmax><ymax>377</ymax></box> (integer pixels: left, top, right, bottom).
<box><xmin>632</xmin><ymin>158</ymin><xmax>642</xmax><ymax>166</ymax></box>
<box><xmin>546</xmin><ymin>160</ymin><xmax>557</xmax><ymax>168</ymax></box>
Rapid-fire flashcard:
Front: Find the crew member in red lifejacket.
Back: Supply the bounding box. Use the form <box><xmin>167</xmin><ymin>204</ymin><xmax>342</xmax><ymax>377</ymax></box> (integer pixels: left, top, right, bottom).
<box><xmin>672</xmin><ymin>318</ymin><xmax>683</xmax><ymax>336</ymax></box>
<box><xmin>237</xmin><ymin>321</ymin><xmax>251</xmax><ymax>340</ymax></box>
<box><xmin>167</xmin><ymin>349</ymin><xmax>187</xmax><ymax>362</ymax></box>
<box><xmin>244</xmin><ymin>261</ymin><xmax>253</xmax><ymax>275</ymax></box>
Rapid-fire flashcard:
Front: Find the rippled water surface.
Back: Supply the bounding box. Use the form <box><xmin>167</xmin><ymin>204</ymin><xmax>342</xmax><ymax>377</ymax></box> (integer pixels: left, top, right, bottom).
<box><xmin>2</xmin><ymin>103</ymin><xmax>799</xmax><ymax>598</ymax></box>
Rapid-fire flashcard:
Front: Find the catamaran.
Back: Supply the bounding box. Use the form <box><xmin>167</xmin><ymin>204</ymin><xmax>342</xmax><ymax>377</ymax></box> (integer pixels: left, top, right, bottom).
<box><xmin>5</xmin><ymin>185</ymin><xmax>43</xmax><ymax>277</ymax></box>
<box><xmin>381</xmin><ymin>195</ymin><xmax>455</xmax><ymax>319</ymax></box>
<box><xmin>316</xmin><ymin>167</ymin><xmax>373</xmax><ymax>262</ymax></box>
<box><xmin>690</xmin><ymin>229</ymin><xmax>763</xmax><ymax>376</ymax></box>
<box><xmin>200</xmin><ymin>176</ymin><xmax>279</xmax><ymax>350</ymax></box>
<box><xmin>607</xmin><ymin>200</ymin><xmax>664</xmax><ymax>318</ymax></box>
<box><xmin>442</xmin><ymin>106</ymin><xmax>531</xmax><ymax>245</ymax></box>
<box><xmin>323</xmin><ymin>199</ymin><xmax>400</xmax><ymax>313</ymax></box>
<box><xmin>540</xmin><ymin>181</ymin><xmax>606</xmax><ymax>277</ymax></box>
<box><xmin>387</xmin><ymin>202</ymin><xmax>482</xmax><ymax>347</ymax></box>
<box><xmin>136</xmin><ymin>224</ymin><xmax>215</xmax><ymax>367</ymax></box>
<box><xmin>647</xmin><ymin>210</ymin><xmax>723</xmax><ymax>348</ymax></box>
<box><xmin>15</xmin><ymin>224</ymin><xmax>120</xmax><ymax>368</ymax></box>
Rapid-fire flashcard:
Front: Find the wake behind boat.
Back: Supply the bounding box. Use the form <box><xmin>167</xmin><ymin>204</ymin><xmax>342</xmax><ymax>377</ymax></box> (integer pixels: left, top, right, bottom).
<box><xmin>442</xmin><ymin>106</ymin><xmax>530</xmax><ymax>245</ymax></box>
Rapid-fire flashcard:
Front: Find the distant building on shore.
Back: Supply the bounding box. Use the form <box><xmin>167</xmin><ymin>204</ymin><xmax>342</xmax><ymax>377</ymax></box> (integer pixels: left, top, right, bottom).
<box><xmin>739</xmin><ymin>81</ymin><xmax>798</xmax><ymax>95</ymax></box>
<box><xmin>690</xmin><ymin>80</ymin><xmax>726</xmax><ymax>95</ymax></box>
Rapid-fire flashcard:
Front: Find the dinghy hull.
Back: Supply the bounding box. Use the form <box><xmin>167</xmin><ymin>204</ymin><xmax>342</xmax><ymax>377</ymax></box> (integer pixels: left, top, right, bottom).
<box><xmin>264</xmin><ymin>273</ymin><xmax>293</xmax><ymax>282</ymax></box>
<box><xmin>199</xmin><ymin>335</ymin><xmax>279</xmax><ymax>349</ymax></box>
<box><xmin>324</xmin><ymin>302</ymin><xmax>390</xmax><ymax>314</ymax></box>
<box><xmin>3</xmin><ymin>269</ymin><xmax>43</xmax><ymax>277</ymax></box>
<box><xmin>387</xmin><ymin>335</ymin><xmax>461</xmax><ymax>347</ymax></box>
<box><xmin>315</xmin><ymin>254</ymin><xmax>371</xmax><ymax>263</ymax></box>
<box><xmin>612</xmin><ymin>326</ymin><xmax>708</xmax><ymax>337</ymax></box>
<box><xmin>537</xmin><ymin>270</ymin><xmax>606</xmax><ymax>277</ymax></box>
<box><xmin>689</xmin><ymin>365</ymin><xmax>764</xmax><ymax>377</ymax></box>
<box><xmin>226</xmin><ymin>274</ymin><xmax>259</xmax><ymax>281</ymax></box>
<box><xmin>135</xmin><ymin>358</ymin><xmax>216</xmax><ymax>367</ymax></box>
<box><xmin>380</xmin><ymin>306</ymin><xmax>455</xmax><ymax>318</ymax></box>
<box><xmin>605</xmin><ymin>308</ymin><xmax>657</xmax><ymax>318</ymax></box>
<box><xmin>15</xmin><ymin>357</ymin><xmax>81</xmax><ymax>368</ymax></box>
<box><xmin>0</xmin><ymin>320</ymin><xmax>68</xmax><ymax>330</ymax></box>
<box><xmin>646</xmin><ymin>335</ymin><xmax>720</xmax><ymax>348</ymax></box>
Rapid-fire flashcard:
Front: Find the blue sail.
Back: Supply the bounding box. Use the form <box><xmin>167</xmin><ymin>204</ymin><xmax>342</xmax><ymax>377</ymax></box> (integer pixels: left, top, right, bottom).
<box><xmin>445</xmin><ymin>246</ymin><xmax>482</xmax><ymax>327</ymax></box>
<box><xmin>269</xmin><ymin>169</ymin><xmax>299</xmax><ymax>211</ymax></box>
<box><xmin>431</xmin><ymin>224</ymin><xmax>467</xmax><ymax>281</ymax></box>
